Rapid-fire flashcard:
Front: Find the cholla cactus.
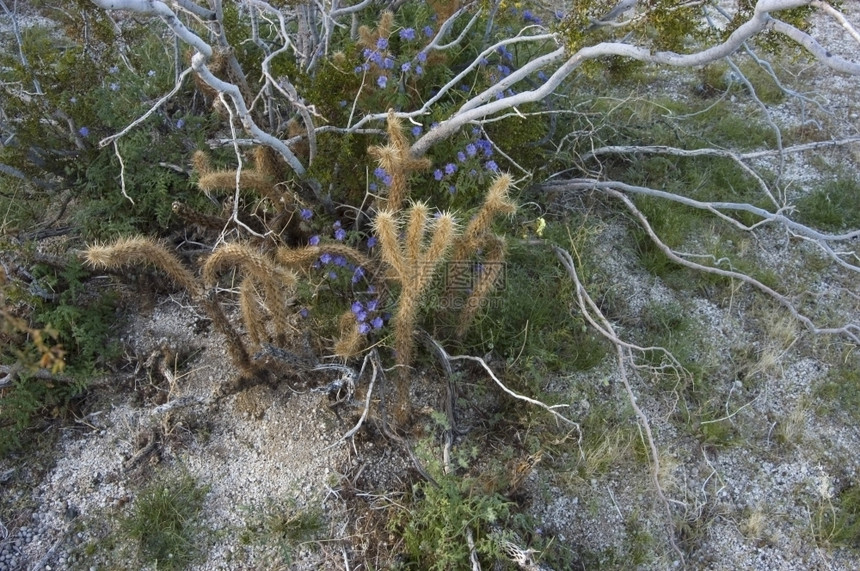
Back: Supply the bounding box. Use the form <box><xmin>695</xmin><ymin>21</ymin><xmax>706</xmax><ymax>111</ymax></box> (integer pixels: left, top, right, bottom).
<box><xmin>374</xmin><ymin>203</ymin><xmax>458</xmax><ymax>421</ymax></box>
<box><xmin>189</xmin><ymin>148</ymin><xmax>307</xmax><ymax>244</ymax></box>
<box><xmin>446</xmin><ymin>174</ymin><xmax>517</xmax><ymax>336</ymax></box>
<box><xmin>368</xmin><ymin>110</ymin><xmax>431</xmax><ymax>209</ymax></box>
<box><xmin>85</xmin><ymin>236</ymin><xmax>201</xmax><ymax>297</ymax></box>
<box><xmin>357</xmin><ymin>11</ymin><xmax>395</xmax><ymax>52</ymax></box>
<box><xmin>83</xmin><ymin>236</ymin><xmax>253</xmax><ymax>374</ymax></box>
<box><xmin>203</xmin><ymin>242</ymin><xmax>298</xmax><ymax>347</ymax></box>
<box><xmin>333</xmin><ymin>311</ymin><xmax>366</xmax><ymax>359</ymax></box>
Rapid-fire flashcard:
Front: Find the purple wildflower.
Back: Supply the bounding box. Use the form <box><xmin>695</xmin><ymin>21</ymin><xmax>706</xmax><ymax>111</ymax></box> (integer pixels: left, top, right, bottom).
<box><xmin>320</xmin><ymin>252</ymin><xmax>333</xmax><ymax>264</ymax></box>
<box><xmin>369</xmin><ymin>182</ymin><xmax>378</xmax><ymax>191</ymax></box>
<box><xmin>358</xmin><ymin>322</ymin><xmax>371</xmax><ymax>335</ymax></box>
<box><xmin>309</xmin><ymin>235</ymin><xmax>321</xmax><ymax>246</ymax></box>
<box><xmin>369</xmin><ymin>168</ymin><xmax>392</xmax><ymax>186</ymax></box>
<box><xmin>411</xmin><ymin>126</ymin><xmax>422</xmax><ymax>137</ymax></box>
<box><xmin>444</xmin><ymin>163</ymin><xmax>457</xmax><ymax>175</ymax></box>
<box><xmin>371</xmin><ymin>316</ymin><xmax>384</xmax><ymax>329</ymax></box>
<box><xmin>356</xmin><ymin>311</ymin><xmax>368</xmax><ymax>322</ymax></box>
<box><xmin>299</xmin><ymin>308</ymin><xmax>309</xmax><ymax>318</ymax></box>
<box><xmin>376</xmin><ymin>75</ymin><xmax>388</xmax><ymax>89</ymax></box>
<box><xmin>376</xmin><ymin>37</ymin><xmax>388</xmax><ymax>50</ymax></box>
<box><xmin>327</xmin><ymin>271</ymin><xmax>337</xmax><ymax>279</ymax></box>
<box><xmin>523</xmin><ymin>10</ymin><xmax>542</xmax><ymax>24</ymax></box>
<box><xmin>78</xmin><ymin>126</ymin><xmax>89</xmax><ymax>137</ymax></box>
<box><xmin>352</xmin><ymin>267</ymin><xmax>365</xmax><ymax>283</ymax></box>
<box><xmin>476</xmin><ymin>139</ymin><xmax>493</xmax><ymax>157</ymax></box>
<box><xmin>335</xmin><ymin>228</ymin><xmax>347</xmax><ymax>241</ymax></box>
<box><xmin>351</xmin><ymin>301</ymin><xmax>364</xmax><ymax>314</ymax></box>
<box><xmin>448</xmin><ymin>184</ymin><xmax>456</xmax><ymax>194</ymax></box>
<box><xmin>485</xmin><ymin>160</ymin><xmax>499</xmax><ymax>172</ymax></box>
<box><xmin>109</xmin><ymin>65</ymin><xmax>119</xmax><ymax>74</ymax></box>
<box><xmin>401</xmin><ymin>61</ymin><xmax>411</xmax><ymax>72</ymax></box>
<box><xmin>399</xmin><ymin>27</ymin><xmax>416</xmax><ymax>41</ymax></box>
<box><xmin>300</xmin><ymin>208</ymin><xmax>313</xmax><ymax>220</ymax></box>
<box><xmin>109</xmin><ymin>82</ymin><xmax>120</xmax><ymax>91</ymax></box>
<box><xmin>367</xmin><ymin>236</ymin><xmax>377</xmax><ymax>248</ymax></box>
<box><xmin>417</xmin><ymin>51</ymin><xmax>427</xmax><ymax>63</ymax></box>
<box><xmin>415</xmin><ymin>65</ymin><xmax>423</xmax><ymax>76</ymax></box>
<box><xmin>457</xmin><ymin>151</ymin><xmax>467</xmax><ymax>162</ymax></box>
<box><xmin>434</xmin><ymin>169</ymin><xmax>444</xmax><ymax>181</ymax></box>
<box><xmin>147</xmin><ymin>69</ymin><xmax>156</xmax><ymax>77</ymax></box>
<box><xmin>423</xmin><ymin>25</ymin><xmax>434</xmax><ymax>37</ymax></box>
<box><xmin>366</xmin><ymin>299</ymin><xmax>378</xmax><ymax>311</ymax></box>
<box><xmin>333</xmin><ymin>220</ymin><xmax>342</xmax><ymax>229</ymax></box>
<box><xmin>465</xmin><ymin>143</ymin><xmax>477</xmax><ymax>157</ymax></box>
<box><xmin>333</xmin><ymin>255</ymin><xmax>347</xmax><ymax>266</ymax></box>
<box><xmin>175</xmin><ymin>118</ymin><xmax>185</xmax><ymax>129</ymax></box>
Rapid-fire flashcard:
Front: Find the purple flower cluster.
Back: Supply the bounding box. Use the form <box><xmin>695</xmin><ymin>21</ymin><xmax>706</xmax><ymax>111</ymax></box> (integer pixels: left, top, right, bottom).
<box><xmin>522</xmin><ymin>10</ymin><xmax>542</xmax><ymax>24</ymax></box>
<box><xmin>355</xmin><ymin>28</ymin><xmax>432</xmax><ymax>85</ymax></box>
<box><xmin>374</xmin><ymin>166</ymin><xmax>393</xmax><ymax>187</ymax></box>
<box><xmin>438</xmin><ymin>137</ymin><xmax>500</xmax><ymax>180</ymax></box>
<box><xmin>332</xmin><ymin>220</ymin><xmax>347</xmax><ymax>241</ymax></box>
<box><xmin>351</xmin><ymin>298</ymin><xmax>386</xmax><ymax>334</ymax></box>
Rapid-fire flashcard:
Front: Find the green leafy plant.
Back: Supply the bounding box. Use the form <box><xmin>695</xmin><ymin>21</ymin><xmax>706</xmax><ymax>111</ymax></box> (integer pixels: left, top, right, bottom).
<box><xmin>393</xmin><ymin>470</ymin><xmax>512</xmax><ymax>570</ymax></box>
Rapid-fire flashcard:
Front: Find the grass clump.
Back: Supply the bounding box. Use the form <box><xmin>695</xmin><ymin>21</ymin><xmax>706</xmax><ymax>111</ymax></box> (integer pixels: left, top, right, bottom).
<box><xmin>795</xmin><ymin>178</ymin><xmax>860</xmax><ymax>232</ymax></box>
<box><xmin>239</xmin><ymin>499</ymin><xmax>326</xmax><ymax>565</ymax></box>
<box><xmin>123</xmin><ymin>471</ymin><xmax>209</xmax><ymax>570</ymax></box>
<box><xmin>814</xmin><ymin>362</ymin><xmax>860</xmax><ymax>423</ymax></box>
<box><xmin>815</xmin><ymin>483</ymin><xmax>860</xmax><ymax>549</ymax></box>
<box><xmin>457</xmin><ymin>221</ymin><xmax>608</xmax><ymax>372</ymax></box>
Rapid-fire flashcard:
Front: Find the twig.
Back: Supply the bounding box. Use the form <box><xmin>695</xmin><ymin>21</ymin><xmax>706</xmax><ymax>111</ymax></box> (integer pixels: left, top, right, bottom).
<box><xmin>323</xmin><ymin>351</ymin><xmax>377</xmax><ymax>452</ymax></box>
<box><xmin>553</xmin><ymin>244</ymin><xmax>686</xmax><ymax>567</ymax></box>
<box><xmin>447</xmin><ymin>352</ymin><xmax>580</xmax><ymax>429</ymax></box>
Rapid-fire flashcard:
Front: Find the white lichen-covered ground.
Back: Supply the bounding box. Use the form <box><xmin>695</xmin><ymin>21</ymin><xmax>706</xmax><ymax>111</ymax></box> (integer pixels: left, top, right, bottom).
<box><xmin>1</xmin><ymin>4</ymin><xmax>859</xmax><ymax>571</ymax></box>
